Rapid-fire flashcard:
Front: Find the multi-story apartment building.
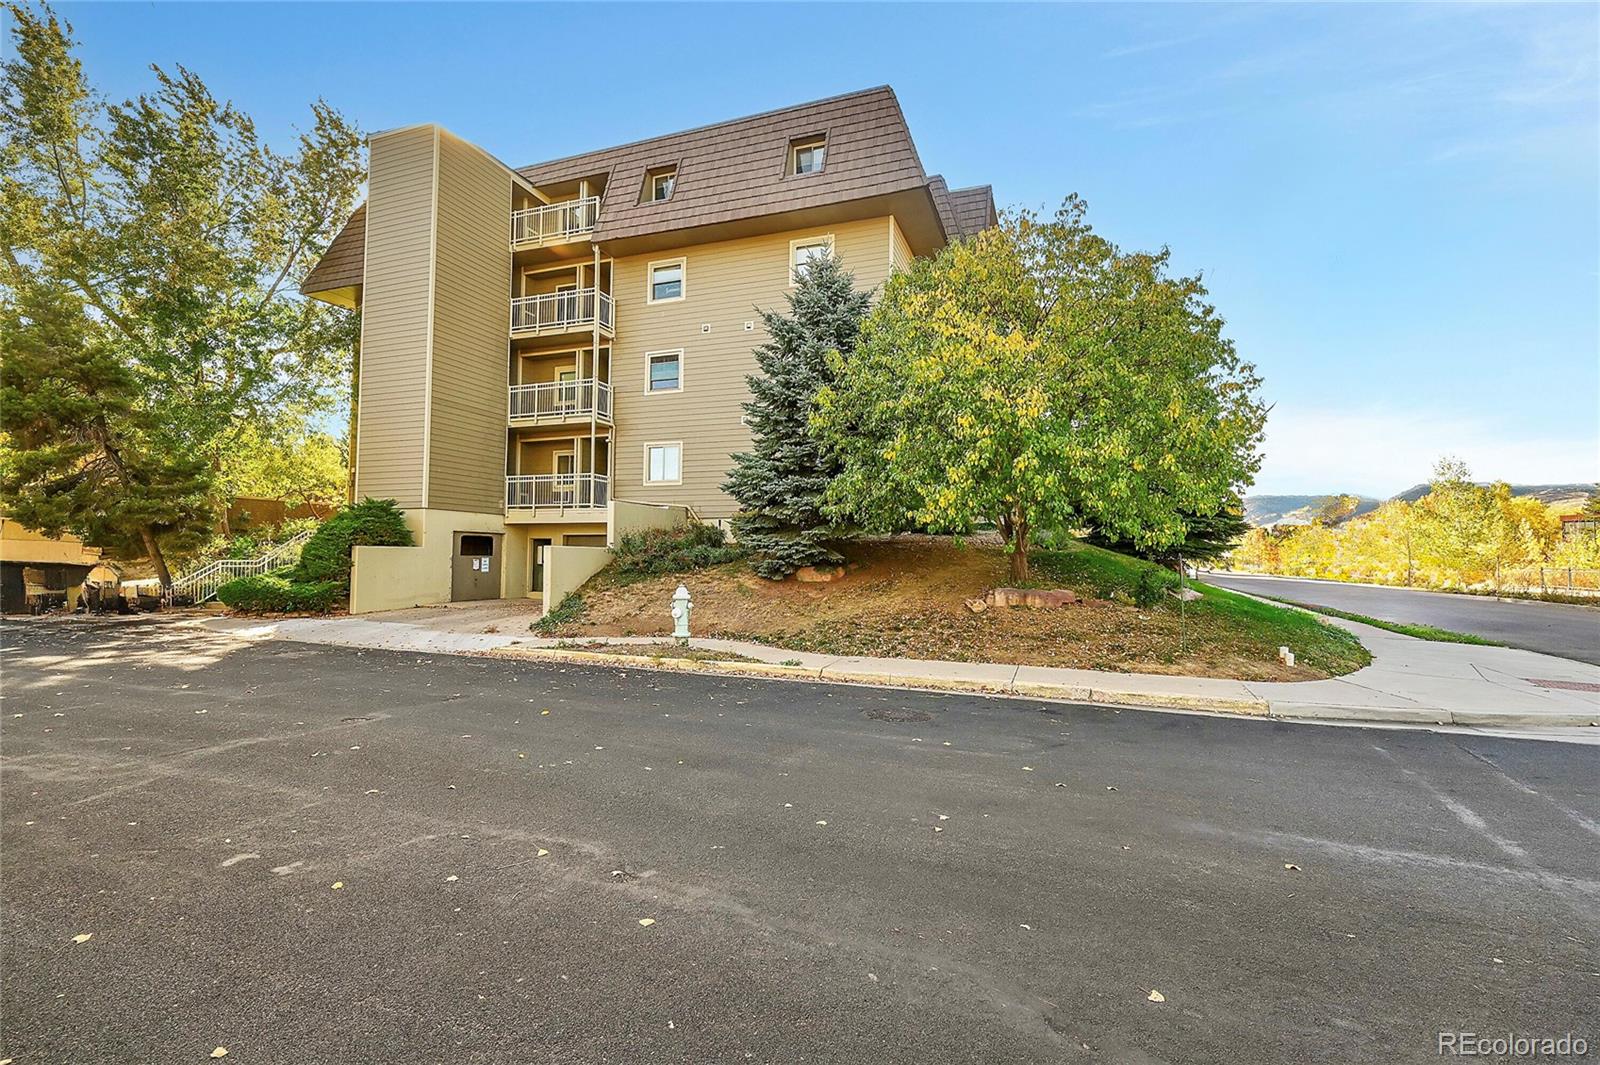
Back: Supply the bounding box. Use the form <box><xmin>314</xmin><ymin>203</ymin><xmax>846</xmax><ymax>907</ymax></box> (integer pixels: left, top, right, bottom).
<box><xmin>301</xmin><ymin>86</ymin><xmax>995</xmax><ymax>613</ymax></box>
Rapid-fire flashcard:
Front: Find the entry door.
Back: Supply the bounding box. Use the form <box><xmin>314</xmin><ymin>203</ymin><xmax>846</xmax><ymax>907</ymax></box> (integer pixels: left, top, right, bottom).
<box><xmin>451</xmin><ymin>532</ymin><xmax>502</xmax><ymax>602</ymax></box>
<box><xmin>553</xmin><ymin>452</ymin><xmax>577</xmax><ymax>503</ymax></box>
<box><xmin>555</xmin><ymin>283</ymin><xmax>578</xmax><ymax>326</ymax></box>
<box><xmin>530</xmin><ymin>537</ymin><xmax>552</xmax><ymax>596</ymax></box>
<box><xmin>557</xmin><ymin>368</ymin><xmax>578</xmax><ymax>413</ymax></box>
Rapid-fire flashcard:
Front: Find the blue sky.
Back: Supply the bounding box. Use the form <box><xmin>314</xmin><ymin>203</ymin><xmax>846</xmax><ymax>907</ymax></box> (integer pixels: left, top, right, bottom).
<box><xmin>45</xmin><ymin>1</ymin><xmax>1600</xmax><ymax>496</ymax></box>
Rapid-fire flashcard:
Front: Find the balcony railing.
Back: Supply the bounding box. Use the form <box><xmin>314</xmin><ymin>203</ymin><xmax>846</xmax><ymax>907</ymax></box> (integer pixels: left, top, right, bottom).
<box><xmin>511</xmin><ymin>196</ymin><xmax>599</xmax><ymax>247</ymax></box>
<box><xmin>508</xmin><ymin>378</ymin><xmax>612</xmax><ymax>423</ymax></box>
<box><xmin>510</xmin><ymin>288</ymin><xmax>614</xmax><ymax>335</ymax></box>
<box><xmin>506</xmin><ymin>473</ymin><xmax>609</xmax><ymax>512</ymax></box>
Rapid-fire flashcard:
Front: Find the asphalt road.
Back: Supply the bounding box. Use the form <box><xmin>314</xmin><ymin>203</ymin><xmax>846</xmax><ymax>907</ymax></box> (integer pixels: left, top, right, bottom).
<box><xmin>1203</xmin><ymin>571</ymin><xmax>1600</xmax><ymax>665</ymax></box>
<box><xmin>3</xmin><ymin>619</ymin><xmax>1597</xmax><ymax>1064</ymax></box>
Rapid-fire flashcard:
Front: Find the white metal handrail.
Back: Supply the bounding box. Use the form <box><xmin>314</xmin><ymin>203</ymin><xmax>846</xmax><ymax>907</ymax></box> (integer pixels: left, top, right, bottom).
<box><xmin>510</xmin><ymin>288</ymin><xmax>614</xmax><ymax>334</ymax></box>
<box><xmin>511</xmin><ymin>196</ymin><xmax>599</xmax><ymax>246</ymax></box>
<box><xmin>508</xmin><ymin>378</ymin><xmax>612</xmax><ymax>422</ymax></box>
<box><xmin>169</xmin><ymin>528</ymin><xmax>315</xmax><ymax>604</ymax></box>
<box><xmin>506</xmin><ymin>474</ymin><xmax>610</xmax><ymax>511</ymax></box>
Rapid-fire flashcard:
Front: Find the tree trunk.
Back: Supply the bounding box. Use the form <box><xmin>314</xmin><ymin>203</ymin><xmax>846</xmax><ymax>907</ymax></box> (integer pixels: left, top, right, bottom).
<box><xmin>140</xmin><ymin>525</ymin><xmax>173</xmax><ymax>590</ymax></box>
<box><xmin>345</xmin><ymin>335</ymin><xmax>360</xmax><ymax>504</ymax></box>
<box><xmin>1009</xmin><ymin>511</ymin><xmax>1030</xmax><ymax>584</ymax></box>
<box><xmin>214</xmin><ymin>450</ymin><xmax>231</xmax><ymax>536</ymax></box>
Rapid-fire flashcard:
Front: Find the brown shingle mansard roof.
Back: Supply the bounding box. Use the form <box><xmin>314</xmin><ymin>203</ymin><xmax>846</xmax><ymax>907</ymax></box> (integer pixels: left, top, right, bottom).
<box><xmin>299</xmin><ymin>203</ymin><xmax>364</xmax><ymax>305</ymax></box>
<box><xmin>949</xmin><ymin>185</ymin><xmax>998</xmax><ymax>238</ymax></box>
<box><xmin>517</xmin><ymin>86</ymin><xmax>938</xmax><ymax>246</ymax></box>
<box><xmin>301</xmin><ymin>87</ymin><xmax>996</xmax><ymax>299</ymax></box>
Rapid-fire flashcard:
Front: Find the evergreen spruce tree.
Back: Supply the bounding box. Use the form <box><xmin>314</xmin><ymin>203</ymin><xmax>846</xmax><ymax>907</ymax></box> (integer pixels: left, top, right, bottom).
<box><xmin>723</xmin><ymin>253</ymin><xmax>871</xmax><ymax>579</ymax></box>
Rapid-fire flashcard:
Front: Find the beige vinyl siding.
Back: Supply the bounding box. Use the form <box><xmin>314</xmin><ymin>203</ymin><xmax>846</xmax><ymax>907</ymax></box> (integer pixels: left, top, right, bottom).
<box><xmin>354</xmin><ymin>126</ymin><xmax>436</xmax><ymax>508</ymax></box>
<box><xmin>426</xmin><ymin>131</ymin><xmax>513</xmax><ymax>513</ymax></box>
<box><xmin>889</xmin><ymin>215</ymin><xmax>914</xmax><ymax>274</ymax></box>
<box><xmin>610</xmin><ymin>216</ymin><xmax>892</xmax><ymax>518</ymax></box>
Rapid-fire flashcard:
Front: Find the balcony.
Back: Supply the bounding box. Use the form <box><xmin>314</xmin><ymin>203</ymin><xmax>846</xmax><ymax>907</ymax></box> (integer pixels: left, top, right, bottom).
<box><xmin>511</xmin><ymin>196</ymin><xmax>598</xmax><ymax>249</ymax></box>
<box><xmin>508</xmin><ymin>378</ymin><xmax>612</xmax><ymax>425</ymax></box>
<box><xmin>510</xmin><ymin>287</ymin><xmax>614</xmax><ymax>338</ymax></box>
<box><xmin>506</xmin><ymin>474</ymin><xmax>610</xmax><ymax>518</ymax></box>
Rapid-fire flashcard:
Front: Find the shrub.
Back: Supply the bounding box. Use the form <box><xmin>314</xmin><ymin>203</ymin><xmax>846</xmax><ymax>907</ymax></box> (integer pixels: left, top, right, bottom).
<box><xmin>532</xmin><ymin>592</ymin><xmax>585</xmax><ymax>634</ymax></box>
<box><xmin>295</xmin><ymin>498</ymin><xmax>413</xmax><ymax>581</ymax></box>
<box><xmin>611</xmin><ymin>523</ymin><xmax>743</xmax><ymax>580</ymax></box>
<box><xmin>1133</xmin><ymin>567</ymin><xmax>1180</xmax><ymax>607</ymax></box>
<box><xmin>216</xmin><ymin>571</ymin><xmax>346</xmax><ymax>613</ymax></box>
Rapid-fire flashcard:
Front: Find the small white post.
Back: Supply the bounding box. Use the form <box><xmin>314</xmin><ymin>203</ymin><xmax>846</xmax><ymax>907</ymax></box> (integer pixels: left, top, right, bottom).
<box><xmin>670</xmin><ymin>584</ymin><xmax>692</xmax><ymax>643</ymax></box>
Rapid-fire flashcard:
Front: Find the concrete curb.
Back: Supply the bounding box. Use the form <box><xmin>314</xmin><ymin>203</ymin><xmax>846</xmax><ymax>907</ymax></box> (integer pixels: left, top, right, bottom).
<box><xmin>489</xmin><ymin>644</ymin><xmax>1281</xmax><ymax>717</ymax></box>
<box><xmin>487</xmin><ymin>645</ymin><xmax>1598</xmax><ymax>727</ymax></box>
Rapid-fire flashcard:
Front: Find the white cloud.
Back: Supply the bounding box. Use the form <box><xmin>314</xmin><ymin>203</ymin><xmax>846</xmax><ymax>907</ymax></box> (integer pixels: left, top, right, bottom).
<box><xmin>1254</xmin><ymin>405</ymin><xmax>1600</xmax><ymax>497</ymax></box>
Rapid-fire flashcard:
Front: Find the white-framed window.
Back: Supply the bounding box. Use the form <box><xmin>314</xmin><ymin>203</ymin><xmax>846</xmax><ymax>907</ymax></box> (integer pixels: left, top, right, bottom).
<box><xmin>645</xmin><ymin>349</ymin><xmax>683</xmax><ymax>393</ymax></box>
<box><xmin>789</xmin><ymin>235</ymin><xmax>834</xmax><ymax>285</ymax></box>
<box><xmin>647</xmin><ymin>258</ymin><xmax>685</xmax><ymax>304</ymax></box>
<box><xmin>790</xmin><ymin>136</ymin><xmax>826</xmax><ymax>176</ymax></box>
<box><xmin>644</xmin><ymin>442</ymin><xmax>682</xmax><ymax>485</ymax></box>
<box><xmin>645</xmin><ymin>166</ymin><xmax>676</xmax><ymax>203</ymax></box>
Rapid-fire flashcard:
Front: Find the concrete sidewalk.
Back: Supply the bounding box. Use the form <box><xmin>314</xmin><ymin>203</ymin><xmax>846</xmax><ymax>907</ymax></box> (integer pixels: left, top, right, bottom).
<box><xmin>199</xmin><ymin>604</ymin><xmax>1600</xmax><ymax>731</ymax></box>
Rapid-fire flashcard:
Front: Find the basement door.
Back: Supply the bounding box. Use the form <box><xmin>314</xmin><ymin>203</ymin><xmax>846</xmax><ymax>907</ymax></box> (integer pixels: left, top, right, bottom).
<box><xmin>451</xmin><ymin>532</ymin><xmax>502</xmax><ymax>602</ymax></box>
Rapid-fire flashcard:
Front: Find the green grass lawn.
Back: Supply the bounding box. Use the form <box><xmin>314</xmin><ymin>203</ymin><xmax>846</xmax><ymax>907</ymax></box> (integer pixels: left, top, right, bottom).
<box><xmin>1255</xmin><ymin>597</ymin><xmax>1502</xmax><ymax>646</ymax></box>
<box><xmin>1034</xmin><ymin>541</ymin><xmax>1373</xmax><ymax>676</ymax></box>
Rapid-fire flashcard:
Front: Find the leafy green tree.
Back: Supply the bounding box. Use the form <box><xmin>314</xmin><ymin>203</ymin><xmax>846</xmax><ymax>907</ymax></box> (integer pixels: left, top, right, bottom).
<box><xmin>723</xmin><ymin>253</ymin><xmax>872</xmax><ymax>578</ymax></box>
<box><xmin>220</xmin><ymin>423</ymin><xmax>348</xmax><ymax>513</ymax></box>
<box><xmin>815</xmin><ymin>197</ymin><xmax>1266</xmax><ymax>582</ymax></box>
<box><xmin>0</xmin><ymin>3</ymin><xmax>363</xmax><ymax>584</ymax></box>
<box><xmin>0</xmin><ymin>277</ymin><xmax>212</xmax><ymax>583</ymax></box>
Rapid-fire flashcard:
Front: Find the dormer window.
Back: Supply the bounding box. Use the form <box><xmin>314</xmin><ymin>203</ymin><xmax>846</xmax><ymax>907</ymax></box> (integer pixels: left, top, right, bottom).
<box><xmin>790</xmin><ymin>135</ymin><xmax>826</xmax><ymax>176</ymax></box>
<box><xmin>644</xmin><ymin>165</ymin><xmax>676</xmax><ymax>203</ymax></box>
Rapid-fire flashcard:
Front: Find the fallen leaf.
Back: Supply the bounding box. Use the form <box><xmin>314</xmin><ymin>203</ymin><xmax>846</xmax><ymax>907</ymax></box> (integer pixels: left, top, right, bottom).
<box><xmin>72</xmin><ymin>933</ymin><xmax>93</xmax><ymax>944</ymax></box>
<box><xmin>638</xmin><ymin>918</ymin><xmax>656</xmax><ymax>927</ymax></box>
<box><xmin>331</xmin><ymin>882</ymin><xmax>344</xmax><ymax>890</ymax></box>
<box><xmin>211</xmin><ymin>1049</ymin><xmax>229</xmax><ymax>1059</ymax></box>
<box><xmin>1147</xmin><ymin>990</ymin><xmax>1165</xmax><ymax>1003</ymax></box>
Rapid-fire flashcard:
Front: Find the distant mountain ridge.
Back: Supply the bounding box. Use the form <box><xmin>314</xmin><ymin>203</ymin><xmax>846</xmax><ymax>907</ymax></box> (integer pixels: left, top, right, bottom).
<box><xmin>1243</xmin><ymin>495</ymin><xmax>1382</xmax><ymax>529</ymax></box>
<box><xmin>1245</xmin><ymin>483</ymin><xmax>1592</xmax><ymax>529</ymax></box>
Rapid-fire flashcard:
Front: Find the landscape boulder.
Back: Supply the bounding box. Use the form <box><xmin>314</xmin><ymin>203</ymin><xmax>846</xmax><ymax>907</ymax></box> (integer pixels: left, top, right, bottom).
<box><xmin>793</xmin><ymin>565</ymin><xmax>845</xmax><ymax>583</ymax></box>
<box><xmin>983</xmin><ymin>587</ymin><xmax>1079</xmax><ymax>609</ymax></box>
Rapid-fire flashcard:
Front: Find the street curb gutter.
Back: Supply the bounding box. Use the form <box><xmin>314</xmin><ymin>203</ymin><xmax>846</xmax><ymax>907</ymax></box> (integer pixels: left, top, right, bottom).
<box><xmin>490</xmin><ymin>645</ymin><xmax>1276</xmax><ymax>717</ymax></box>
<box><xmin>489</xmin><ymin>645</ymin><xmax>1598</xmax><ymax>727</ymax></box>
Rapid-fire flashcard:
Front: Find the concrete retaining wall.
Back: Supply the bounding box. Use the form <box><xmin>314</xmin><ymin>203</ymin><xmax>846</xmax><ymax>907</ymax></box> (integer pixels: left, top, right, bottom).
<box><xmin>542</xmin><ymin>546</ymin><xmax>613</xmax><ymax>616</ymax></box>
<box><xmin>610</xmin><ymin>499</ymin><xmax>690</xmax><ymax>544</ymax></box>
